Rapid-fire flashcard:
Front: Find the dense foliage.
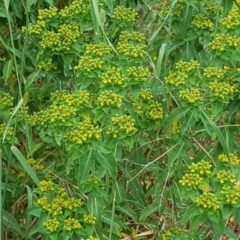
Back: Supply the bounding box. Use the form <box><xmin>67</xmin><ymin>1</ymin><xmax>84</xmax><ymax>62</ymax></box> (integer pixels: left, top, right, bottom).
<box><xmin>1</xmin><ymin>0</ymin><xmax>240</xmax><ymax>239</ymax></box>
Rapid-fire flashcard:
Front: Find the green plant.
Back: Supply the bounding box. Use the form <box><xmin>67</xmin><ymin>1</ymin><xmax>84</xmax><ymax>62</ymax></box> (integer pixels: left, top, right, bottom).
<box><xmin>1</xmin><ymin>0</ymin><xmax>240</xmax><ymax>239</ymax></box>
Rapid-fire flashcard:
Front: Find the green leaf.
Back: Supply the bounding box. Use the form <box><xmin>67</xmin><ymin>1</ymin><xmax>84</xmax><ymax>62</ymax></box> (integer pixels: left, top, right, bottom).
<box><xmin>102</xmin><ymin>211</ymin><xmax>125</xmax><ymax>229</ymax></box>
<box><xmin>25</xmin><ymin>71</ymin><xmax>39</xmax><ymax>90</ymax></box>
<box><xmin>183</xmin><ymin>4</ymin><xmax>192</xmax><ymax>32</ymax></box>
<box><xmin>3</xmin><ymin>59</ymin><xmax>13</xmax><ymax>84</ymax></box>
<box><xmin>114</xmin><ymin>143</ymin><xmax>122</xmax><ymax>161</ymax></box>
<box><xmin>139</xmin><ymin>199</ymin><xmax>161</xmax><ymax>221</ymax></box>
<box><xmin>156</xmin><ymin>43</ymin><xmax>167</xmax><ymax>77</ymax></box>
<box><xmin>113</xmin><ymin>181</ymin><xmax>126</xmax><ymax>203</ymax></box>
<box><xmin>25</xmin><ymin>185</ymin><xmax>33</xmax><ymax>238</ymax></box>
<box><xmin>191</xmin><ymin>210</ymin><xmax>208</xmax><ymax>230</ymax></box>
<box><xmin>78</xmin><ymin>149</ymin><xmax>95</xmax><ymax>184</ymax></box>
<box><xmin>2</xmin><ymin>210</ymin><xmax>24</xmax><ymax>236</ymax></box>
<box><xmin>222</xmin><ymin>205</ymin><xmax>233</xmax><ymax>220</ymax></box>
<box><xmin>222</xmin><ymin>0</ymin><xmax>233</xmax><ymax>17</ymax></box>
<box><xmin>0</xmin><ymin>7</ymin><xmax>8</xmax><ymax>17</ymax></box>
<box><xmin>92</xmin><ymin>141</ymin><xmax>112</xmax><ymax>154</ymax></box>
<box><xmin>224</xmin><ymin>128</ymin><xmax>235</xmax><ymax>153</ymax></box>
<box><xmin>115</xmin><ymin>206</ymin><xmax>138</xmax><ymax>222</ymax></box>
<box><xmin>181</xmin><ymin>111</ymin><xmax>197</xmax><ymax>135</ymax></box>
<box><xmin>3</xmin><ymin>99</ymin><xmax>23</xmax><ymax>143</ymax></box>
<box><xmin>102</xmin><ymin>0</ymin><xmax>113</xmax><ymax>12</ymax></box>
<box><xmin>149</xmin><ymin>0</ymin><xmax>178</xmax><ymax>46</ymax></box>
<box><xmin>44</xmin><ymin>0</ymin><xmax>54</xmax><ymax>5</ymax></box>
<box><xmin>26</xmin><ymin>0</ymin><xmax>37</xmax><ymax>11</ymax></box>
<box><xmin>181</xmin><ymin>205</ymin><xmax>200</xmax><ymax>226</ymax></box>
<box><xmin>28</xmin><ymin>143</ymin><xmax>43</xmax><ymax>156</ymax></box>
<box><xmin>87</xmin><ymin>193</ymin><xmax>104</xmax><ymax>220</ymax></box>
<box><xmin>182</xmin><ymin>42</ymin><xmax>196</xmax><ymax>61</ymax></box>
<box><xmin>224</xmin><ymin>226</ymin><xmax>239</xmax><ymax>240</ymax></box>
<box><xmin>100</xmin><ymin>8</ymin><xmax>106</xmax><ymax>26</ymax></box>
<box><xmin>167</xmin><ymin>143</ymin><xmax>185</xmax><ymax>169</ymax></box>
<box><xmin>3</xmin><ymin>0</ymin><xmax>10</xmax><ymax>10</ymax></box>
<box><xmin>165</xmin><ymin>107</ymin><xmax>189</xmax><ymax>124</ymax></box>
<box><xmin>200</xmin><ymin>108</ymin><xmax>229</xmax><ymax>156</ymax></box>
<box><xmin>95</xmin><ymin>151</ymin><xmax>117</xmax><ymax>176</ymax></box>
<box><xmin>11</xmin><ymin>146</ymin><xmax>39</xmax><ymax>185</ymax></box>
<box><xmin>211</xmin><ymin>101</ymin><xmax>224</xmax><ymax>119</ymax></box>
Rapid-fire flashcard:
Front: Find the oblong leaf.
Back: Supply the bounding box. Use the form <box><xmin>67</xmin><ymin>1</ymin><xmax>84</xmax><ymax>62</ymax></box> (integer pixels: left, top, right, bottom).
<box><xmin>95</xmin><ymin>151</ymin><xmax>117</xmax><ymax>176</ymax></box>
<box><xmin>3</xmin><ymin>59</ymin><xmax>13</xmax><ymax>84</ymax></box>
<box><xmin>2</xmin><ymin>210</ymin><xmax>24</xmax><ymax>236</ymax></box>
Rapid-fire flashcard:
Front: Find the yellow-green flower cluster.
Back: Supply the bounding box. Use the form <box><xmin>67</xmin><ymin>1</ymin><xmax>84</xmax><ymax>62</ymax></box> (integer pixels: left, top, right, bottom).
<box><xmin>63</xmin><ymin>218</ymin><xmax>81</xmax><ymax>231</ymax></box>
<box><xmin>83</xmin><ymin>214</ymin><xmax>97</xmax><ymax>224</ymax></box>
<box><xmin>31</xmin><ymin>104</ymin><xmax>77</xmax><ymax>126</ymax></box>
<box><xmin>208</xmin><ymin>81</ymin><xmax>234</xmax><ymax>100</ymax></box>
<box><xmin>37</xmin><ymin>61</ymin><xmax>57</xmax><ymax>71</ymax></box>
<box><xmin>218</xmin><ymin>153</ymin><xmax>239</xmax><ymax>166</ymax></box>
<box><xmin>37</xmin><ymin>197</ymin><xmax>51</xmax><ymax>211</ymax></box>
<box><xmin>39</xmin><ymin>180</ymin><xmax>55</xmax><ymax>192</ymax></box>
<box><xmin>179</xmin><ymin>173</ymin><xmax>203</xmax><ymax>190</ymax></box>
<box><xmin>65</xmin><ymin>120</ymin><xmax>102</xmax><ymax>145</ymax></box>
<box><xmin>203</xmin><ymin>2</ymin><xmax>223</xmax><ymax>16</ymax></box>
<box><xmin>203</xmin><ymin>67</ymin><xmax>225</xmax><ymax>79</ymax></box>
<box><xmin>139</xmin><ymin>90</ymin><xmax>154</xmax><ymax>101</ymax></box>
<box><xmin>107</xmin><ymin>115</ymin><xmax>137</xmax><ymax>138</ymax></box>
<box><xmin>56</xmin><ymin>187</ymin><xmax>68</xmax><ymax>198</ymax></box>
<box><xmin>112</xmin><ymin>6</ymin><xmax>137</xmax><ymax>26</ymax></box>
<box><xmin>40</xmin><ymin>23</ymin><xmax>80</xmax><ymax>52</ymax></box>
<box><xmin>88</xmin><ymin>176</ymin><xmax>99</xmax><ymax>185</ymax></box>
<box><xmin>97</xmin><ymin>91</ymin><xmax>123</xmax><ymax>107</ymax></box>
<box><xmin>159</xmin><ymin>227</ymin><xmax>184</xmax><ymax>240</ymax></box>
<box><xmin>119</xmin><ymin>31</ymin><xmax>146</xmax><ymax>43</ymax></box>
<box><xmin>117</xmin><ymin>31</ymin><xmax>146</xmax><ymax>58</ymax></box>
<box><xmin>48</xmin><ymin>198</ymin><xmax>64</xmax><ymax>216</ymax></box>
<box><xmin>192</xmin><ymin>14</ymin><xmax>213</xmax><ymax>29</ymax></box>
<box><xmin>0</xmin><ymin>93</ymin><xmax>13</xmax><ymax>109</ymax></box>
<box><xmin>133</xmin><ymin>102</ymin><xmax>143</xmax><ymax>115</ymax></box>
<box><xmin>10</xmin><ymin>170</ymin><xmax>26</xmax><ymax>179</ymax></box>
<box><xmin>24</xmin><ymin>20</ymin><xmax>46</xmax><ymax>35</ymax></box>
<box><xmin>179</xmin><ymin>88</ymin><xmax>202</xmax><ymax>104</ymax></box>
<box><xmin>195</xmin><ymin>192</ymin><xmax>220</xmax><ymax>211</ymax></box>
<box><xmin>62</xmin><ymin>197</ymin><xmax>83</xmax><ymax>210</ymax></box>
<box><xmin>99</xmin><ymin>67</ymin><xmax>127</xmax><ymax>85</ymax></box>
<box><xmin>0</xmin><ymin>124</ymin><xmax>14</xmax><ymax>141</ymax></box>
<box><xmin>221</xmin><ymin>185</ymin><xmax>240</xmax><ymax>205</ymax></box>
<box><xmin>127</xmin><ymin>66</ymin><xmax>149</xmax><ymax>83</ymax></box>
<box><xmin>85</xmin><ymin>43</ymin><xmax>112</xmax><ymax>57</ymax></box>
<box><xmin>117</xmin><ymin>43</ymin><xmax>146</xmax><ymax>58</ymax></box>
<box><xmin>188</xmin><ymin>160</ymin><xmax>212</xmax><ymax>176</ymax></box>
<box><xmin>217</xmin><ymin>170</ymin><xmax>236</xmax><ymax>185</ymax></box>
<box><xmin>27</xmin><ymin>158</ymin><xmax>44</xmax><ymax>171</ymax></box>
<box><xmin>220</xmin><ymin>7</ymin><xmax>240</xmax><ymax>29</ymax></box>
<box><xmin>159</xmin><ymin>0</ymin><xmax>184</xmax><ymax>17</ymax></box>
<box><xmin>43</xmin><ymin>218</ymin><xmax>60</xmax><ymax>232</ymax></box>
<box><xmin>74</xmin><ymin>55</ymin><xmax>103</xmax><ymax>72</ymax></box>
<box><xmin>165</xmin><ymin>71</ymin><xmax>188</xmax><ymax>86</ymax></box>
<box><xmin>59</xmin><ymin>0</ymin><xmax>89</xmax><ymax>18</ymax></box>
<box><xmin>209</xmin><ymin>34</ymin><xmax>239</xmax><ymax>52</ymax></box>
<box><xmin>37</xmin><ymin>7</ymin><xmax>58</xmax><ymax>20</ymax></box>
<box><xmin>50</xmin><ymin>90</ymin><xmax>93</xmax><ymax>108</ymax></box>
<box><xmin>37</xmin><ymin>184</ymin><xmax>83</xmax><ymax>216</ymax></box>
<box><xmin>175</xmin><ymin>60</ymin><xmax>200</xmax><ymax>73</ymax></box>
<box><xmin>147</xmin><ymin>102</ymin><xmax>163</xmax><ymax>120</ymax></box>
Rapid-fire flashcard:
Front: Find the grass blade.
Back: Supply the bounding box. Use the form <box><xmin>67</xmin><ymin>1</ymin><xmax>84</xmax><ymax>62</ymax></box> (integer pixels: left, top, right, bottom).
<box><xmin>2</xmin><ymin>99</ymin><xmax>23</xmax><ymax>143</ymax></box>
<box><xmin>11</xmin><ymin>146</ymin><xmax>39</xmax><ymax>185</ymax></box>
<box><xmin>156</xmin><ymin>43</ymin><xmax>167</xmax><ymax>77</ymax></box>
<box><xmin>200</xmin><ymin>108</ymin><xmax>229</xmax><ymax>157</ymax></box>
